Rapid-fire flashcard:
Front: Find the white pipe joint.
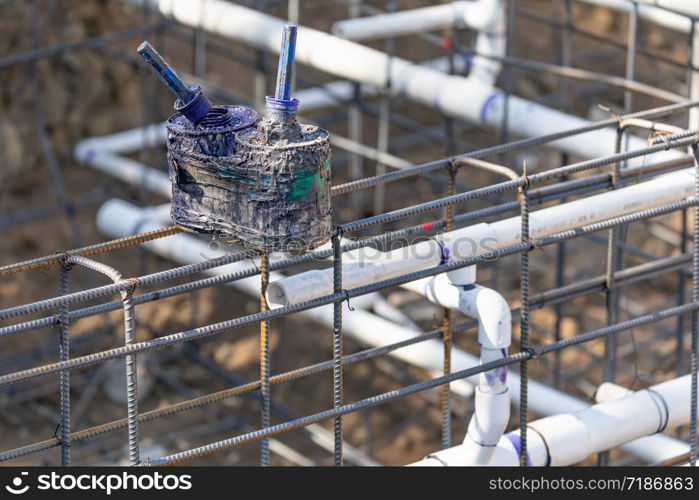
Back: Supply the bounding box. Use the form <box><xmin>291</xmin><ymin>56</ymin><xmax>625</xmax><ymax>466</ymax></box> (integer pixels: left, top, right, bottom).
<box><xmin>462</xmin><ymin>385</ymin><xmax>510</xmax><ymax>464</ymax></box>
<box><xmin>459</xmin><ymin>285</ymin><xmax>511</xmax><ymax>350</ymax></box>
<box><xmin>527</xmin><ymin>384</ymin><xmax>673</xmax><ymax>466</ymax></box>
<box><xmin>410</xmin><ymin>268</ymin><xmax>512</xmax><ymax>465</ymax></box>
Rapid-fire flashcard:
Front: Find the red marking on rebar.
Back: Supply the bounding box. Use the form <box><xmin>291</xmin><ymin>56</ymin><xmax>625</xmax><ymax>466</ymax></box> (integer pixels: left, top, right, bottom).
<box><xmin>440</xmin><ymin>39</ymin><xmax>454</xmax><ymax>50</ymax></box>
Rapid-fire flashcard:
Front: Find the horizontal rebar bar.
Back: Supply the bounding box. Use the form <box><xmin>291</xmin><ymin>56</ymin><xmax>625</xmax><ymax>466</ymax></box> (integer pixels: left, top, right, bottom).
<box><xmin>332</xmin><ymin>100</ymin><xmax>699</xmax><ymax>196</ymax></box>
<box><xmin>1</xmin><ymin>245</ymin><xmax>693</xmax><ymax>462</ymax></box>
<box><xmin>0</xmin><ymin>226</ymin><xmax>183</xmax><ymax>278</ymax></box>
<box><xmin>0</xmin><ymin>197</ymin><xmax>693</xmax><ymax>390</ymax></box>
<box><xmin>145</xmin><ymin>302</ymin><xmax>699</xmax><ymax>466</ymax></box>
<box><xmin>339</xmin><ymin>134</ymin><xmax>698</xmax><ymax>233</ymax></box>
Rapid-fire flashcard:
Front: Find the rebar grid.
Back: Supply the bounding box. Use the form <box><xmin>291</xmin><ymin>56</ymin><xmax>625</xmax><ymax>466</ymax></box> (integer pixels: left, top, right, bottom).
<box><xmin>3</xmin><ymin>0</ymin><xmax>699</xmax><ymax>467</ymax></box>
<box><xmin>1</xmin><ymin>187</ymin><xmax>697</xmax><ymax>464</ymax></box>
<box><xmin>1</xmin><ymin>246</ymin><xmax>691</xmax><ymax>463</ymax></box>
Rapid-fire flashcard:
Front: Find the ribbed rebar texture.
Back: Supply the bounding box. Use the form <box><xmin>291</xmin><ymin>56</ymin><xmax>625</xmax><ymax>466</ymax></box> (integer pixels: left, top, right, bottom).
<box><xmin>599</xmin><ymin>124</ymin><xmax>626</xmax><ymax>466</ymax></box>
<box><xmin>0</xmin><ymin>198</ymin><xmax>693</xmax><ymax>393</ymax></box>
<box><xmin>332</xmin><ymin>233</ymin><xmax>344</xmax><ymax>466</ymax></box>
<box><xmin>338</xmin><ymin>134</ymin><xmax>698</xmax><ymax>235</ymax></box>
<box><xmin>331</xmin><ymin>101</ymin><xmax>699</xmax><ymax>196</ymax></box>
<box><xmin>518</xmin><ymin>172</ymin><xmax>531</xmax><ymax>467</ymax></box>
<box><xmin>144</xmin><ymin>300</ymin><xmax>699</xmax><ymax>466</ymax></box>
<box><xmin>3</xmin><ymin>245</ymin><xmax>693</xmax><ymax>464</ymax></box>
<box><xmin>66</xmin><ymin>256</ymin><xmax>140</xmax><ymax>466</ymax></box>
<box><xmin>58</xmin><ymin>262</ymin><xmax>72</xmax><ymax>466</ymax></box>
<box><xmin>690</xmin><ymin>145</ymin><xmax>699</xmax><ymax>467</ymax></box>
<box><xmin>441</xmin><ymin>164</ymin><xmax>456</xmax><ymax>450</ymax></box>
<box><xmin>259</xmin><ymin>252</ymin><xmax>271</xmax><ymax>466</ymax></box>
<box><xmin>0</xmin><ymin>226</ymin><xmax>182</xmax><ymax>278</ymax></box>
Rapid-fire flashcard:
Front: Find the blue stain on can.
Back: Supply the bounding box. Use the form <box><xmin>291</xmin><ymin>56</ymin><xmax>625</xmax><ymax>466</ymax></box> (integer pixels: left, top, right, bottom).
<box><xmin>227</xmin><ymin>25</ymin><xmax>333</xmax><ymax>253</ymax></box>
<box><xmin>138</xmin><ymin>40</ymin><xmax>261</xmax><ymax>235</ymax></box>
<box><xmin>166</xmin><ymin>105</ymin><xmax>258</xmax><ymax>234</ymax></box>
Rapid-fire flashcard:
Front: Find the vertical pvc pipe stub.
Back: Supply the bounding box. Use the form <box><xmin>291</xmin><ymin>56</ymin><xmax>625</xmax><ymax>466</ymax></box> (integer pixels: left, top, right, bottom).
<box><xmin>174</xmin><ymin>86</ymin><xmax>212</xmax><ymax>125</ymax></box>
<box><xmin>265</xmin><ymin>96</ymin><xmax>299</xmax><ymax>122</ymax></box>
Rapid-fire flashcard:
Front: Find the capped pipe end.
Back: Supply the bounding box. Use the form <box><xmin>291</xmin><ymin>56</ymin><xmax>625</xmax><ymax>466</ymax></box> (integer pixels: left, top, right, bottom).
<box><xmin>175</xmin><ymin>86</ymin><xmax>212</xmax><ymax>124</ymax></box>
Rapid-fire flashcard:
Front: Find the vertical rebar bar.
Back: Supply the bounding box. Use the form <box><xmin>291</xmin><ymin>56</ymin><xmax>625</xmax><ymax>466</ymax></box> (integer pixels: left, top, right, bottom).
<box><xmin>193</xmin><ymin>0</ymin><xmax>206</xmax><ymax>79</ymax></box>
<box><xmin>552</xmin><ymin>168</ymin><xmax>567</xmax><ymax>389</ymax></box>
<box><xmin>676</xmin><ymin>209</ymin><xmax>688</xmax><ymax>378</ymax></box>
<box><xmin>287</xmin><ymin>0</ymin><xmax>299</xmax><ymax>92</ymax></box>
<box><xmin>348</xmin><ymin>0</ymin><xmax>364</xmax><ymax>218</ymax></box>
<box><xmin>519</xmin><ymin>167</ymin><xmax>530</xmax><ymax>467</ymax></box>
<box><xmin>373</xmin><ymin>2</ymin><xmax>395</xmax><ymax>217</ymax></box>
<box><xmin>440</xmin><ymin>165</ymin><xmax>456</xmax><ymax>449</ymax></box>
<box><xmin>678</xmin><ymin>23</ymin><xmax>695</xmax><ymax>383</ymax></box>
<box><xmin>603</xmin><ymin>127</ymin><xmax>625</xmax><ymax>385</ymax></box>
<box><xmin>64</xmin><ymin>256</ymin><xmax>140</xmax><ymax>465</ymax></box>
<box><xmin>623</xmin><ymin>2</ymin><xmax>638</xmax><ymax>115</ymax></box>
<box><xmin>260</xmin><ymin>252</ymin><xmax>271</xmax><ymax>466</ymax></box>
<box><xmin>552</xmin><ymin>0</ymin><xmax>573</xmax><ymax>388</ymax></box>
<box><xmin>499</xmin><ymin>0</ymin><xmax>516</xmax><ymax>144</ymax></box>
<box><xmin>332</xmin><ymin>233</ymin><xmax>344</xmax><ymax>466</ymax></box>
<box><xmin>690</xmin><ymin>143</ymin><xmax>699</xmax><ymax>467</ymax></box>
<box><xmin>122</xmin><ymin>285</ymin><xmax>139</xmax><ymax>467</ymax></box>
<box><xmin>599</xmin><ymin>126</ymin><xmax>626</xmax><ymax>466</ymax></box>
<box><xmin>58</xmin><ymin>261</ymin><xmax>72</xmax><ymax>466</ymax></box>
<box><xmin>253</xmin><ymin>0</ymin><xmax>268</xmax><ymax>109</ymax></box>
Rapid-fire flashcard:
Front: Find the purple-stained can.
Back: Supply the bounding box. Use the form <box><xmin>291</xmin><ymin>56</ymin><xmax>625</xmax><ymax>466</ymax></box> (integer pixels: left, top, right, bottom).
<box><xmin>166</xmin><ymin>105</ymin><xmax>258</xmax><ymax>234</ymax></box>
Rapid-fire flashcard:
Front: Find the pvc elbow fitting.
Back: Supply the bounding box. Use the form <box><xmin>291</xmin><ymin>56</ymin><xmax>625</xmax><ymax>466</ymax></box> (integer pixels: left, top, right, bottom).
<box><xmin>458</xmin><ymin>286</ymin><xmax>511</xmax><ymax>349</ymax></box>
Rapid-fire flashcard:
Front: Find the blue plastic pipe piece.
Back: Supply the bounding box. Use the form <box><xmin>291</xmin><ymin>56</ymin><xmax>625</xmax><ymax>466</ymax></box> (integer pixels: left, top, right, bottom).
<box><xmin>137</xmin><ymin>41</ymin><xmax>212</xmax><ymax>124</ymax></box>
<box><xmin>266</xmin><ymin>25</ymin><xmax>299</xmax><ymax>121</ymax></box>
<box><xmin>274</xmin><ymin>25</ymin><xmax>297</xmax><ymax>101</ymax></box>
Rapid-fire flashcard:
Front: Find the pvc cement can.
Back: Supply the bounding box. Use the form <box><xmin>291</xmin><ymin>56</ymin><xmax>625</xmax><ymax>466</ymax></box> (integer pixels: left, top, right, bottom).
<box><xmin>166</xmin><ymin>105</ymin><xmax>258</xmax><ymax>234</ymax></box>
<box><xmin>230</xmin><ymin>118</ymin><xmax>332</xmax><ymax>252</ymax></box>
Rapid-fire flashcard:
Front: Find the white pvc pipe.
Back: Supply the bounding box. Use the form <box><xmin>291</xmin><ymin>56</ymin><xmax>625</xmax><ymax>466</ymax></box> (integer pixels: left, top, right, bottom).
<box><xmin>268</xmin><ymin>167</ymin><xmax>695</xmax><ymax>308</ymax></box>
<box><xmin>332</xmin><ymin>1</ymin><xmax>487</xmax><ymax>40</ymax></box>
<box><xmin>578</xmin><ymin>0</ymin><xmax>694</xmax><ymax>33</ymax></box>
<box><xmin>332</xmin><ymin>0</ymin><xmax>504</xmax><ymax>85</ymax></box>
<box><xmin>127</xmin><ymin>0</ymin><xmax>678</xmax><ymax>164</ymax></box>
<box><xmin>412</xmin><ymin>374</ymin><xmax>696</xmax><ymax>466</ymax></box>
<box><xmin>407</xmin><ymin>268</ymin><xmax>511</xmax><ymax>465</ymax></box>
<box><xmin>74</xmin><ymin>125</ymin><xmax>170</xmax><ymax>199</ymax></box>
